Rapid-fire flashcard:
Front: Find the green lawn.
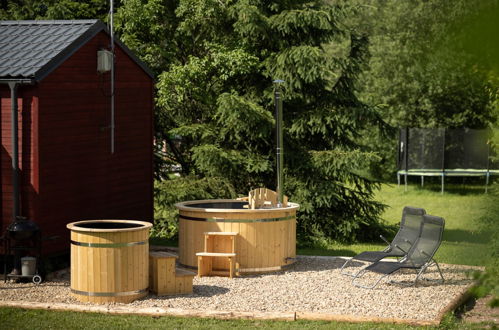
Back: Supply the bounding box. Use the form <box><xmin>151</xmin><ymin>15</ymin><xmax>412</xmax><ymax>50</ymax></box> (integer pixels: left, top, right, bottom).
<box><xmin>300</xmin><ymin>183</ymin><xmax>498</xmax><ymax>267</ymax></box>
<box><xmin>1</xmin><ymin>183</ymin><xmax>496</xmax><ymax>329</ymax></box>
<box><xmin>0</xmin><ymin>306</ymin><xmax>485</xmax><ymax>329</ymax></box>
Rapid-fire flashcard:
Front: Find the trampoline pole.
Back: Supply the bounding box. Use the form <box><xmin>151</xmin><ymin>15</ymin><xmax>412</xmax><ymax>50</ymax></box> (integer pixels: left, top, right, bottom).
<box><xmin>421</xmin><ymin>176</ymin><xmax>424</xmax><ymax>187</ymax></box>
<box><xmin>441</xmin><ymin>174</ymin><xmax>444</xmax><ymax>194</ymax></box>
<box><xmin>441</xmin><ymin>128</ymin><xmax>446</xmax><ymax>194</ymax></box>
<box><xmin>486</xmin><ymin>137</ymin><xmax>490</xmax><ymax>194</ymax></box>
<box><xmin>403</xmin><ymin>127</ymin><xmax>408</xmax><ymax>193</ymax></box>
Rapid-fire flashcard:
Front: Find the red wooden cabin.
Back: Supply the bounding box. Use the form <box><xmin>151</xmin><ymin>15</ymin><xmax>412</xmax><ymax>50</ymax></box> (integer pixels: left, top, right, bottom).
<box><xmin>0</xmin><ymin>20</ymin><xmax>154</xmax><ymax>254</ymax></box>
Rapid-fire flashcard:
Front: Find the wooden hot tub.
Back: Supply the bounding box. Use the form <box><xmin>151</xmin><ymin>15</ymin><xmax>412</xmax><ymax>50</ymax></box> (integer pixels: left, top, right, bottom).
<box><xmin>175</xmin><ymin>199</ymin><xmax>299</xmax><ymax>273</ymax></box>
<box><xmin>67</xmin><ymin>219</ymin><xmax>152</xmax><ymax>304</ymax></box>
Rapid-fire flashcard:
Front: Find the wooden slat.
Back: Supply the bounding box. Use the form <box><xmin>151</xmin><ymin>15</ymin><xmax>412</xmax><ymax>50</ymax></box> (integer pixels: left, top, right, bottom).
<box><xmin>203</xmin><ymin>232</ymin><xmax>238</xmax><ymax>235</ymax></box>
<box><xmin>196</xmin><ymin>252</ymin><xmax>236</xmax><ymax>257</ymax></box>
<box><xmin>175</xmin><ymin>268</ymin><xmax>196</xmax><ymax>276</ymax></box>
<box><xmin>165</xmin><ymin>254</ymin><xmax>175</xmax><ymax>294</ymax></box>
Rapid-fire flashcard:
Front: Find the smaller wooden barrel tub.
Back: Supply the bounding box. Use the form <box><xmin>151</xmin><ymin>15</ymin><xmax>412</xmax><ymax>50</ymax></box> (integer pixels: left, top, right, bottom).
<box><xmin>66</xmin><ymin>220</ymin><xmax>152</xmax><ymax>304</ymax></box>
<box><xmin>176</xmin><ymin>200</ymin><xmax>299</xmax><ymax>273</ymax></box>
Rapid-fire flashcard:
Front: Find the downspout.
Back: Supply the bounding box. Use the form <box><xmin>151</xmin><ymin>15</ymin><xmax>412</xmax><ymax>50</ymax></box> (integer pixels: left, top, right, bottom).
<box><xmin>2</xmin><ymin>79</ymin><xmax>36</xmax><ymax>275</ymax></box>
<box><xmin>1</xmin><ymin>79</ymin><xmax>34</xmax><ymax>222</ymax></box>
<box><xmin>8</xmin><ymin>82</ymin><xmax>20</xmax><ymax>221</ymax></box>
<box><xmin>110</xmin><ymin>0</ymin><xmax>115</xmax><ymax>154</ymax></box>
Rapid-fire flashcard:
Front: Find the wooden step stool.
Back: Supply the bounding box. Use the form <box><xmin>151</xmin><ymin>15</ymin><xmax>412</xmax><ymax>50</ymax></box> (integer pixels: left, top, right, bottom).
<box><xmin>149</xmin><ymin>251</ymin><xmax>196</xmax><ymax>295</ymax></box>
<box><xmin>196</xmin><ymin>232</ymin><xmax>238</xmax><ymax>278</ymax></box>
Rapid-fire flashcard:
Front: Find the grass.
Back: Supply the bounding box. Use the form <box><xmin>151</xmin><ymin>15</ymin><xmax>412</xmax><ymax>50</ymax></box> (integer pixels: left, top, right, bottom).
<box><xmin>0</xmin><ymin>306</ymin><xmax>490</xmax><ymax>329</ymax></box>
<box><xmin>0</xmin><ymin>307</ymin><xmax>426</xmax><ymax>330</ymax></box>
<box><xmin>1</xmin><ymin>183</ymin><xmax>497</xmax><ymax>329</ymax></box>
<box><xmin>300</xmin><ymin>183</ymin><xmax>498</xmax><ymax>267</ymax></box>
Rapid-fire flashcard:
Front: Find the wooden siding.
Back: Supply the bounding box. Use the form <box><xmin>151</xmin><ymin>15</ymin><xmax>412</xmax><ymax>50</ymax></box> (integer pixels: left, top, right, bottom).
<box><xmin>1</xmin><ymin>31</ymin><xmax>153</xmax><ymax>255</ymax></box>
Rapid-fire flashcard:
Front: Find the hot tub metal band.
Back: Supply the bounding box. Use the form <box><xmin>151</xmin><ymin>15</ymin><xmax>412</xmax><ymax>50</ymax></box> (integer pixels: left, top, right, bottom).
<box><xmin>70</xmin><ymin>240</ymin><xmax>147</xmax><ymax>248</ymax></box>
<box><xmin>71</xmin><ymin>288</ymin><xmax>148</xmax><ymax>297</ymax></box>
<box><xmin>179</xmin><ymin>215</ymin><xmax>295</xmax><ymax>223</ymax></box>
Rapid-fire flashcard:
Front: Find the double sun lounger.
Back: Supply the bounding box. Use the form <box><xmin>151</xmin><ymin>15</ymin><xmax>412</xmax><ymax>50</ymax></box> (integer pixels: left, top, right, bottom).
<box><xmin>341</xmin><ymin>206</ymin><xmax>445</xmax><ymax>289</ymax></box>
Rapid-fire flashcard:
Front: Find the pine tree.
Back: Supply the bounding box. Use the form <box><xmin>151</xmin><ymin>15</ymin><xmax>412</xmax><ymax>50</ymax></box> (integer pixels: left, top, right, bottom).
<box><xmin>117</xmin><ymin>0</ymin><xmax>387</xmax><ymax>242</ymax></box>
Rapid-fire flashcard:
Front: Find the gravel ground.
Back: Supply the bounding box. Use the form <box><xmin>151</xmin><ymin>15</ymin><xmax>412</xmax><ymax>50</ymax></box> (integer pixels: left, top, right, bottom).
<box><xmin>0</xmin><ymin>256</ymin><xmax>476</xmax><ymax>322</ymax></box>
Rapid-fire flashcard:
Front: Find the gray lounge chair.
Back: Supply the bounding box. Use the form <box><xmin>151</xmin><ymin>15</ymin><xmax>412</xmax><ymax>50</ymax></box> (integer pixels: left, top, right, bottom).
<box><xmin>352</xmin><ymin>214</ymin><xmax>445</xmax><ymax>289</ymax></box>
<box><xmin>341</xmin><ymin>206</ymin><xmax>426</xmax><ymax>277</ymax></box>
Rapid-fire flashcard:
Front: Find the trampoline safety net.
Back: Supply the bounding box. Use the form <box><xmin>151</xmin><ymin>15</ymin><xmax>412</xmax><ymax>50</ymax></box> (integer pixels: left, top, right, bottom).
<box><xmin>397</xmin><ymin>128</ymin><xmax>498</xmax><ymax>192</ymax></box>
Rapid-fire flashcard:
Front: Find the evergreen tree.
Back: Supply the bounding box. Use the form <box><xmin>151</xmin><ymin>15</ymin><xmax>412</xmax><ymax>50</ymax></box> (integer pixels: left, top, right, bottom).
<box><xmin>117</xmin><ymin>0</ymin><xmax>387</xmax><ymax>242</ymax></box>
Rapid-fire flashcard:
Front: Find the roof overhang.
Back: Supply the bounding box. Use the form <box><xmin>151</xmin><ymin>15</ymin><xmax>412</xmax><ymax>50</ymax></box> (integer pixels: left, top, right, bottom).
<box><xmin>0</xmin><ymin>78</ymin><xmax>35</xmax><ymax>85</ymax></box>
<box><xmin>0</xmin><ymin>20</ymin><xmax>154</xmax><ymax>82</ymax></box>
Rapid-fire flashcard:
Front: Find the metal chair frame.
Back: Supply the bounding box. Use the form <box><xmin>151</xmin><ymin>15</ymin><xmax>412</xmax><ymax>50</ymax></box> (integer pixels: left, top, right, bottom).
<box><xmin>351</xmin><ymin>215</ymin><xmax>445</xmax><ymax>289</ymax></box>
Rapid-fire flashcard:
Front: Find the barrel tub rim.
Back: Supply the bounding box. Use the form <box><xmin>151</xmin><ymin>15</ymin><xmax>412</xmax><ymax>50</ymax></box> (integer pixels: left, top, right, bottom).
<box><xmin>67</xmin><ymin>219</ymin><xmax>152</xmax><ymax>233</ymax></box>
<box><xmin>175</xmin><ymin>199</ymin><xmax>299</xmax><ymax>214</ymax></box>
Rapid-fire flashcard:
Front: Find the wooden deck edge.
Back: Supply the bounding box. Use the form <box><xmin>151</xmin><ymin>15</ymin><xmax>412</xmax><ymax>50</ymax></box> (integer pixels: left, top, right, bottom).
<box><xmin>0</xmin><ymin>301</ymin><xmax>295</xmax><ymax>321</ymax></box>
<box><xmin>0</xmin><ymin>300</ymin><xmax>450</xmax><ymax>325</ymax></box>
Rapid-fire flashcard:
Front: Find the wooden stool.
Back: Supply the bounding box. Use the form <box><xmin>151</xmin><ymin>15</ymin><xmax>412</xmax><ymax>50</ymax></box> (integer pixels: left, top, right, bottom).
<box><xmin>149</xmin><ymin>251</ymin><xmax>196</xmax><ymax>295</ymax></box>
<box><xmin>196</xmin><ymin>232</ymin><xmax>238</xmax><ymax>278</ymax></box>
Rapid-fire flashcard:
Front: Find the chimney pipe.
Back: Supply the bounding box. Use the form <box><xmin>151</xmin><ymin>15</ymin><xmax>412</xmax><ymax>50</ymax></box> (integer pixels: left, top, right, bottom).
<box><xmin>273</xmin><ymin>79</ymin><xmax>284</xmax><ymax>208</ymax></box>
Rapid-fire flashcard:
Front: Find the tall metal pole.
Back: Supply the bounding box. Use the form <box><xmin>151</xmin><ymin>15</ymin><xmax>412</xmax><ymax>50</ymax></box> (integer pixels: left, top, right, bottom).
<box><xmin>110</xmin><ymin>0</ymin><xmax>115</xmax><ymax>154</ymax></box>
<box><xmin>273</xmin><ymin>80</ymin><xmax>284</xmax><ymax>208</ymax></box>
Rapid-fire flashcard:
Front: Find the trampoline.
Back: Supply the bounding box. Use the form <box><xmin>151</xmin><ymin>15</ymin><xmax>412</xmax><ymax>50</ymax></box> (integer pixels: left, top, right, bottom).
<box><xmin>397</xmin><ymin>128</ymin><xmax>499</xmax><ymax>193</ymax></box>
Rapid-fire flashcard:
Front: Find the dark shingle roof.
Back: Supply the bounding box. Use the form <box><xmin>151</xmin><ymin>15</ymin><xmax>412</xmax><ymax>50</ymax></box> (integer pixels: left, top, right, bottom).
<box><xmin>0</xmin><ymin>20</ymin><xmax>153</xmax><ymax>81</ymax></box>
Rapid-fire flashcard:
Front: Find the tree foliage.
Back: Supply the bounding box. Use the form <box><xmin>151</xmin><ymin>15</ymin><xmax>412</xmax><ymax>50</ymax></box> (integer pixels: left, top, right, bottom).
<box><xmin>0</xmin><ymin>0</ymin><xmax>110</xmax><ymax>20</ymax></box>
<box><xmin>454</xmin><ymin>0</ymin><xmax>499</xmax><ymax>308</ymax></box>
<box><xmin>153</xmin><ymin>176</ymin><xmax>236</xmax><ymax>238</ymax></box>
<box><xmin>116</xmin><ymin>0</ymin><xmax>387</xmax><ymax>242</ymax></box>
<box><xmin>358</xmin><ymin>0</ymin><xmax>496</xmax><ymax>128</ymax></box>
<box><xmin>354</xmin><ymin>0</ymin><xmax>499</xmax><ymax>179</ymax></box>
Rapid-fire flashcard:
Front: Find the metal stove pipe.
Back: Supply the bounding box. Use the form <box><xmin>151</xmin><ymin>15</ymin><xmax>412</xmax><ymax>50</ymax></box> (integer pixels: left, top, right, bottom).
<box><xmin>273</xmin><ymin>80</ymin><xmax>284</xmax><ymax>208</ymax></box>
